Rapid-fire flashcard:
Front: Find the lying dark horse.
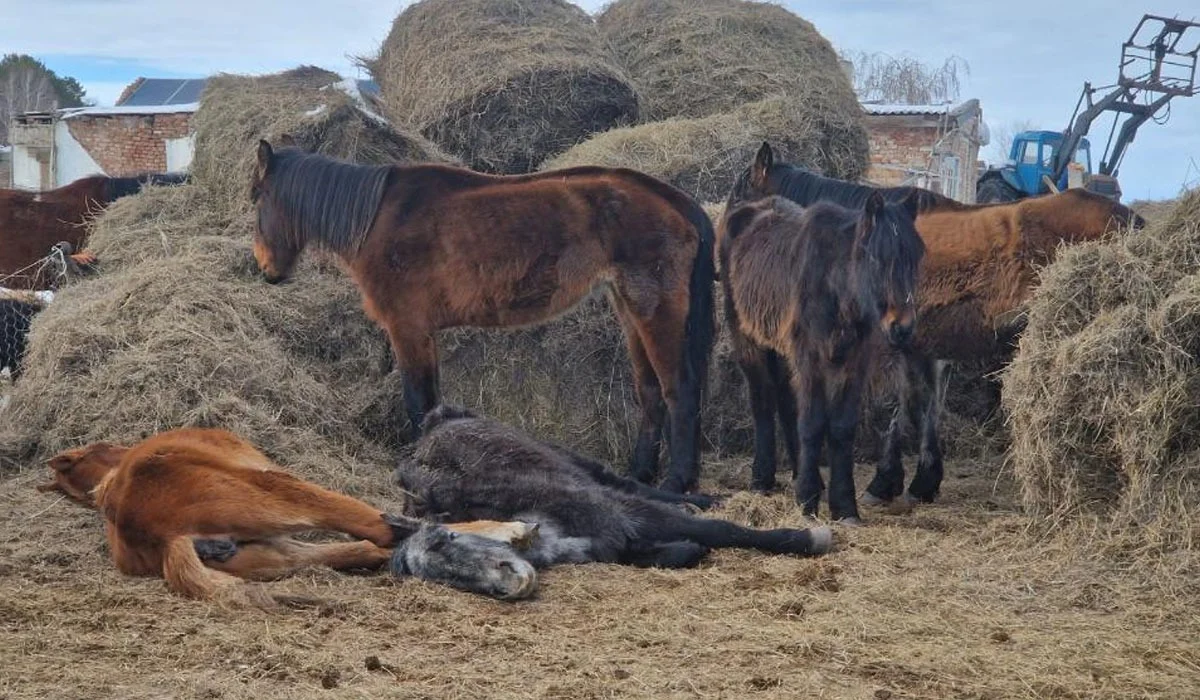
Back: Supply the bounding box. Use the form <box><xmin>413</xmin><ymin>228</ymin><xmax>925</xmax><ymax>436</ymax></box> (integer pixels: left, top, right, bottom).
<box><xmin>719</xmin><ymin>185</ymin><xmax>925</xmax><ymax>522</ymax></box>
<box><xmin>0</xmin><ymin>172</ymin><xmax>188</xmax><ymax>289</ymax></box>
<box><xmin>393</xmin><ymin>405</ymin><xmax>833</xmax><ymax>578</ymax></box>
<box><xmin>250</xmin><ymin>140</ymin><xmax>714</xmax><ymax>493</ymax></box>
<box><xmin>730</xmin><ymin>142</ymin><xmax>1141</xmax><ymax>507</ymax></box>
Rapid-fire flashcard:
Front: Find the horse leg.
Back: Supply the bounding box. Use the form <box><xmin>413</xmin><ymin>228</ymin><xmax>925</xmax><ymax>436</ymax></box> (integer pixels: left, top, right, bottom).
<box><xmin>619</xmin><ymin>540</ymin><xmax>710</xmax><ymax>569</ymax></box>
<box><xmin>735</xmin><ymin>340</ymin><xmax>780</xmax><ymax>494</ymax></box>
<box><xmin>769</xmin><ymin>352</ymin><xmax>800</xmax><ymax>483</ymax></box>
<box><xmin>205</xmin><ymin>538</ymin><xmax>392</xmax><ymax>581</ymax></box>
<box><xmin>628</xmin><ymin>501</ymin><xmax>832</xmax><ymax>557</ymax></box>
<box><xmin>792</xmin><ymin>372</ymin><xmax>829</xmax><ymax>518</ymax></box>
<box><xmin>201</xmin><ymin>470</ymin><xmax>406</xmax><ymax>547</ymax></box>
<box><xmin>161</xmin><ymin>535</ymin><xmax>274</xmax><ymax>608</ymax></box>
<box><xmin>611</xmin><ymin>297</ymin><xmax>667</xmax><ymax>485</ymax></box>
<box><xmin>626</xmin><ymin>299</ymin><xmax>701</xmax><ymax>494</ymax></box>
<box><xmin>864</xmin><ymin>357</ymin><xmax>915</xmax><ymax>504</ymax></box>
<box><xmin>825</xmin><ymin>376</ymin><xmax>866</xmax><ymax>523</ymax></box>
<box><xmin>863</xmin><ymin>405</ymin><xmax>907</xmax><ymax>505</ymax></box>
<box><xmin>385</xmin><ymin>326</ymin><xmax>440</xmax><ymax>438</ymax></box>
<box><xmin>907</xmin><ymin>358</ymin><xmax>946</xmax><ymax>503</ymax></box>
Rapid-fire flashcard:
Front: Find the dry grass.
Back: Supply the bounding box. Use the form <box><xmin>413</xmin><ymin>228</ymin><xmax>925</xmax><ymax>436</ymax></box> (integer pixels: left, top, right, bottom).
<box><xmin>543</xmin><ymin>97</ymin><xmax>868</xmax><ymax>202</ymax></box>
<box><xmin>2</xmin><ymin>455</ymin><xmax>1197</xmax><ymax>699</ymax></box>
<box><xmin>598</xmin><ymin>0</ymin><xmax>861</xmax><ymax>126</ymax></box>
<box><xmin>1003</xmin><ymin>190</ymin><xmax>1200</xmax><ymax>551</ymax></box>
<box><xmin>191</xmin><ymin>66</ymin><xmax>455</xmax><ymax>216</ymax></box>
<box><xmin>368</xmin><ymin>0</ymin><xmax>638</xmax><ymax>174</ymax></box>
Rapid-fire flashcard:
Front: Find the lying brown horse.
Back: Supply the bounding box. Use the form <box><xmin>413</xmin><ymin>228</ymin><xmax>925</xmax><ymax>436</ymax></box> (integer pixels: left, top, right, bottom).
<box><xmin>0</xmin><ymin>172</ymin><xmax>187</xmax><ymax>289</ymax></box>
<box><xmin>719</xmin><ymin>190</ymin><xmax>925</xmax><ymax>522</ymax></box>
<box><xmin>250</xmin><ymin>140</ymin><xmax>715</xmax><ymax>493</ymax></box>
<box><xmin>728</xmin><ymin>142</ymin><xmax>1143</xmax><ymax>505</ymax></box>
<box><xmin>38</xmin><ymin>428</ymin><xmax>541</xmax><ymax>605</ymax></box>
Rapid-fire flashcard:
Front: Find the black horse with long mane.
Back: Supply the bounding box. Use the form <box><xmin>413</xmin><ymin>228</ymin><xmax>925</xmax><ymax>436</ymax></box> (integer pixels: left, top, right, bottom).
<box><xmin>726</xmin><ymin>142</ymin><xmax>1143</xmax><ymax>508</ymax></box>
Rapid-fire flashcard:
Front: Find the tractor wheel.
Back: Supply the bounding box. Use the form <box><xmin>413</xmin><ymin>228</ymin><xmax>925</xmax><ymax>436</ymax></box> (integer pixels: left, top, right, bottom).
<box><xmin>976</xmin><ymin>177</ymin><xmax>1022</xmax><ymax>204</ymax></box>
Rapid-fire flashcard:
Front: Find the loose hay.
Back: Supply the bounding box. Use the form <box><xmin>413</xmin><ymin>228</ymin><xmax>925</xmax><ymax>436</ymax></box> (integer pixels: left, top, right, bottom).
<box><xmin>369</xmin><ymin>0</ymin><xmax>639</xmax><ymax>174</ymax></box>
<box><xmin>190</xmin><ymin>67</ymin><xmax>455</xmax><ymax>217</ymax></box>
<box><xmin>1003</xmin><ymin>190</ymin><xmax>1200</xmax><ymax>550</ymax></box>
<box><xmin>598</xmin><ymin>0</ymin><xmax>863</xmax><ymax>126</ymax></box>
<box><xmin>542</xmin><ymin>97</ymin><xmax>868</xmax><ymax>202</ymax></box>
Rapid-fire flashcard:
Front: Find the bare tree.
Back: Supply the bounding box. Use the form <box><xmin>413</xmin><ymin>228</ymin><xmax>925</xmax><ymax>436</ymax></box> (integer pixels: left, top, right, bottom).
<box><xmin>0</xmin><ymin>54</ymin><xmax>87</xmax><ymax>144</ymax></box>
<box><xmin>841</xmin><ymin>51</ymin><xmax>969</xmax><ymax>105</ymax></box>
<box><xmin>987</xmin><ymin>119</ymin><xmax>1040</xmax><ymax>163</ymax></box>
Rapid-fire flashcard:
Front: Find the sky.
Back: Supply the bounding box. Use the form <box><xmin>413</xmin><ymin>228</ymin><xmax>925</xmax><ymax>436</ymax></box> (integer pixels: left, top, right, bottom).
<box><xmin>2</xmin><ymin>0</ymin><xmax>1198</xmax><ymax>200</ymax></box>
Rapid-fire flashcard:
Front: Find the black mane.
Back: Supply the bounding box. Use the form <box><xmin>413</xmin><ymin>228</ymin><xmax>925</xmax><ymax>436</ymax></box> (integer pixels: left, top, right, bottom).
<box><xmin>103</xmin><ymin>172</ymin><xmax>191</xmax><ymax>202</ymax></box>
<box><xmin>261</xmin><ymin>148</ymin><xmax>393</xmax><ymax>252</ymax></box>
<box><xmin>770</xmin><ymin>164</ymin><xmax>955</xmax><ymax>214</ymax></box>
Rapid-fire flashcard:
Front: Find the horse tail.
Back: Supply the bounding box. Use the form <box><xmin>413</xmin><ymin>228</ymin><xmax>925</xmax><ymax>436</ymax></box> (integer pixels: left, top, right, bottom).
<box><xmin>677</xmin><ymin>196</ymin><xmax>716</xmax><ymax>446</ymax></box>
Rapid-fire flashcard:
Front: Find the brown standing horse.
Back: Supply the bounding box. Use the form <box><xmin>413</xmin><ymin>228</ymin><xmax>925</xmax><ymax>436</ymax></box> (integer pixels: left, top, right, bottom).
<box><xmin>719</xmin><ymin>191</ymin><xmax>925</xmax><ymax>522</ymax></box>
<box><xmin>728</xmin><ymin>142</ymin><xmax>1143</xmax><ymax>506</ymax></box>
<box><xmin>250</xmin><ymin>140</ymin><xmax>715</xmax><ymax>493</ymax></box>
<box><xmin>0</xmin><ymin>172</ymin><xmax>188</xmax><ymax>288</ymax></box>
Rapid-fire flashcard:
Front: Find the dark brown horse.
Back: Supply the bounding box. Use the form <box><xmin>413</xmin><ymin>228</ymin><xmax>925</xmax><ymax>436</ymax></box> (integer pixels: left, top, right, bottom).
<box><xmin>249</xmin><ymin>140</ymin><xmax>715</xmax><ymax>493</ymax></box>
<box><xmin>0</xmin><ymin>172</ymin><xmax>188</xmax><ymax>289</ymax></box>
<box><xmin>719</xmin><ymin>189</ymin><xmax>925</xmax><ymax>522</ymax></box>
<box><xmin>729</xmin><ymin>142</ymin><xmax>1143</xmax><ymax>506</ymax></box>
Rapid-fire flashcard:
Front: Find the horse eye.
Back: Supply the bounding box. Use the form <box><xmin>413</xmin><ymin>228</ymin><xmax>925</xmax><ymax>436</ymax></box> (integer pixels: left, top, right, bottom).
<box><xmin>447</xmin><ymin>531</ymin><xmax>458</xmax><ymax>541</ymax></box>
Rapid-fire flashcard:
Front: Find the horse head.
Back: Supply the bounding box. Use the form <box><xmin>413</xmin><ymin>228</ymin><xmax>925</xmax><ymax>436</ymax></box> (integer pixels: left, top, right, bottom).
<box><xmin>250</xmin><ymin>139</ymin><xmax>304</xmax><ymax>284</ymax></box>
<box><xmin>725</xmin><ymin>142</ymin><xmax>785</xmax><ymax>211</ymax></box>
<box><xmin>390</xmin><ymin>523</ymin><xmax>539</xmax><ymax>601</ymax></box>
<box><xmin>37</xmin><ymin>441</ymin><xmax>130</xmax><ymax>507</ymax></box>
<box><xmin>857</xmin><ymin>191</ymin><xmax>926</xmax><ymax>348</ymax></box>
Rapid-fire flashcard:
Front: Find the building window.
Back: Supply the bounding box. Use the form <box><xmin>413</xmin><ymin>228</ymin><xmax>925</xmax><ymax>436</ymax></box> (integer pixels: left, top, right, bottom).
<box><xmin>940</xmin><ymin>154</ymin><xmax>961</xmax><ymax>201</ymax></box>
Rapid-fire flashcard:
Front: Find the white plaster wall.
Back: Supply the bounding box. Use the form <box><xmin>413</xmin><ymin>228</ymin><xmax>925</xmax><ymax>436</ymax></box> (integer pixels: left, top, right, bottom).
<box><xmin>53</xmin><ymin>120</ymin><xmax>106</xmax><ymax>186</ymax></box>
<box><xmin>165</xmin><ymin>134</ymin><xmax>195</xmax><ymax>172</ymax></box>
<box><xmin>11</xmin><ymin>145</ymin><xmax>46</xmax><ymax>191</ymax></box>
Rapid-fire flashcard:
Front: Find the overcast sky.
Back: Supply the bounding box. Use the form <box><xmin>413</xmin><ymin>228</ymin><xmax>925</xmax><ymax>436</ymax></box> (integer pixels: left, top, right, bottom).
<box><xmin>2</xmin><ymin>0</ymin><xmax>1198</xmax><ymax>199</ymax></box>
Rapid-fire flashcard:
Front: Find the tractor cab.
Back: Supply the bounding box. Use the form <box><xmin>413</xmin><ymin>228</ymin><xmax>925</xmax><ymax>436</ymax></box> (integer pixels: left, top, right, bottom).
<box><xmin>1008</xmin><ymin>131</ymin><xmax>1094</xmax><ymax>194</ymax></box>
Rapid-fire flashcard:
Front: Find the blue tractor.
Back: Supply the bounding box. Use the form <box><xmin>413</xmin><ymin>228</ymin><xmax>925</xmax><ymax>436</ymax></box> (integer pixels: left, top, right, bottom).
<box><xmin>977</xmin><ymin>14</ymin><xmax>1199</xmax><ymax>203</ymax></box>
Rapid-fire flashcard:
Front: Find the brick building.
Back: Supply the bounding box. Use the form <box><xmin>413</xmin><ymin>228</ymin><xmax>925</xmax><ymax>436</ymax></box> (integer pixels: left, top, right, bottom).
<box><xmin>861</xmin><ymin>99</ymin><xmax>988</xmax><ymax>203</ymax></box>
<box><xmin>7</xmin><ymin>78</ymin><xmax>205</xmax><ymax>191</ymax></box>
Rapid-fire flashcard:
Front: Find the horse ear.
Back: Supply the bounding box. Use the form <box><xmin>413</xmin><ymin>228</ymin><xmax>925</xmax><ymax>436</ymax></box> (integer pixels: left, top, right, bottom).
<box><xmin>256</xmin><ymin>139</ymin><xmax>274</xmax><ymax>172</ymax></box>
<box><xmin>750</xmin><ymin>142</ymin><xmax>774</xmax><ymax>187</ymax></box>
<box><xmin>864</xmin><ymin>191</ymin><xmax>885</xmax><ymax>227</ymax></box>
<box><xmin>46</xmin><ymin>454</ymin><xmax>76</xmax><ymax>473</ymax></box>
<box><xmin>902</xmin><ymin>190</ymin><xmax>922</xmax><ymax>220</ymax></box>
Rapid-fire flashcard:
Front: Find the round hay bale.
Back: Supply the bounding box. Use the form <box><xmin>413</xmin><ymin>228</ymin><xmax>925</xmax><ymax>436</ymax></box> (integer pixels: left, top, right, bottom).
<box><xmin>598</xmin><ymin>0</ymin><xmax>862</xmax><ymax>124</ymax></box>
<box><xmin>190</xmin><ymin>67</ymin><xmax>456</xmax><ymax>217</ymax></box>
<box><xmin>370</xmin><ymin>0</ymin><xmax>639</xmax><ymax>174</ymax></box>
<box><xmin>542</xmin><ymin>97</ymin><xmax>868</xmax><ymax>202</ymax></box>
<box><xmin>1003</xmin><ymin>190</ymin><xmax>1200</xmax><ymax>549</ymax></box>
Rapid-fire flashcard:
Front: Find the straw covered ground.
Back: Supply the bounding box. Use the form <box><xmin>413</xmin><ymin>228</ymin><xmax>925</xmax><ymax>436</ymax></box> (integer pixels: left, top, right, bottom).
<box><xmin>3</xmin><ymin>454</ymin><xmax>1198</xmax><ymax>699</ymax></box>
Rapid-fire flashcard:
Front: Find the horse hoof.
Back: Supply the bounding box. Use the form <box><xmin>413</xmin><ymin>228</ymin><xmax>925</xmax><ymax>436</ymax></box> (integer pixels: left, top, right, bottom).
<box><xmin>808</xmin><ymin>525</ymin><xmax>834</xmax><ymax>554</ymax></box>
<box><xmin>860</xmin><ymin>491</ymin><xmax>890</xmax><ymax>507</ymax></box>
<box><xmin>836</xmin><ymin>516</ymin><xmax>865</xmax><ymax>527</ymax></box>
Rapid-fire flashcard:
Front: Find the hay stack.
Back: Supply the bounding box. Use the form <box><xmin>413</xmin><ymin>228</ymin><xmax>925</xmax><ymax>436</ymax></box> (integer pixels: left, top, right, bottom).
<box><xmin>190</xmin><ymin>67</ymin><xmax>455</xmax><ymax>216</ymax></box>
<box><xmin>598</xmin><ymin>0</ymin><xmax>862</xmax><ymax>124</ymax></box>
<box><xmin>369</xmin><ymin>0</ymin><xmax>639</xmax><ymax>174</ymax></box>
<box><xmin>542</xmin><ymin>97</ymin><xmax>867</xmax><ymax>202</ymax></box>
<box><xmin>1003</xmin><ymin>190</ymin><xmax>1200</xmax><ymax>548</ymax></box>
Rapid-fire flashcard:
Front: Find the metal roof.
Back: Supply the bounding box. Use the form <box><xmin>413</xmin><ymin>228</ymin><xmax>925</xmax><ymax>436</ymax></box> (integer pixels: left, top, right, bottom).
<box><xmin>860</xmin><ymin>102</ymin><xmax>954</xmax><ymax>116</ymax></box>
<box><xmin>118</xmin><ymin>78</ymin><xmax>208</xmax><ymax>106</ymax></box>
